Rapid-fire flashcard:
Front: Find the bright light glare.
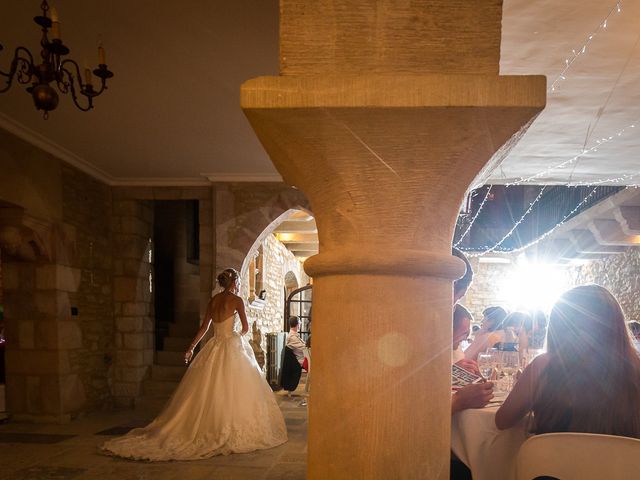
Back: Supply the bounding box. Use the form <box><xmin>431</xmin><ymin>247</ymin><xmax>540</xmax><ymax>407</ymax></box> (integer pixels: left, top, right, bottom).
<box><xmin>497</xmin><ymin>261</ymin><xmax>571</xmax><ymax>312</ymax></box>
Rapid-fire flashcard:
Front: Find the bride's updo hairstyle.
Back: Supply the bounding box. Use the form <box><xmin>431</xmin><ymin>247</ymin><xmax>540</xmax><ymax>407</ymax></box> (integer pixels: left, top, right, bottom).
<box><xmin>217</xmin><ymin>268</ymin><xmax>239</xmax><ymax>289</ymax></box>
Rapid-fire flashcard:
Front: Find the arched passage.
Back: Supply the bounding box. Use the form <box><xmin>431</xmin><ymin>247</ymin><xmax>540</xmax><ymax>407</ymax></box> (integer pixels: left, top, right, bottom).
<box><xmin>234</xmin><ymin>207</ymin><xmax>316</xmax><ymax>371</ymax></box>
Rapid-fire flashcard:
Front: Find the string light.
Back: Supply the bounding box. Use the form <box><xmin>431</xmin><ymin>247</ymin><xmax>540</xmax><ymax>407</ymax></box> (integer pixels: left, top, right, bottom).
<box><xmin>506</xmin><ymin>186</ymin><xmax>602</xmax><ymax>254</ymax></box>
<box><xmin>467</xmin><ymin>186</ymin><xmax>547</xmax><ymax>257</ymax></box>
<box><xmin>454</xmin><ymin>185</ymin><xmax>493</xmax><ymax>247</ymax></box>
<box><xmin>571</xmin><ymin>173</ymin><xmax>635</xmax><ymax>186</ymax></box>
<box><xmin>506</xmin><ymin>121</ymin><xmax>637</xmax><ymax>185</ymax></box>
<box><xmin>549</xmin><ymin>1</ymin><xmax>624</xmax><ymax>93</ymax></box>
<box><xmin>458</xmin><ymin>186</ymin><xmax>609</xmax><ymax>255</ymax></box>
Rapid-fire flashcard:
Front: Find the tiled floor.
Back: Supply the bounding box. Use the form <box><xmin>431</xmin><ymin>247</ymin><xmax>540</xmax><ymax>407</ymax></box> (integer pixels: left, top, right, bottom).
<box><xmin>0</xmin><ymin>392</ymin><xmax>307</xmax><ymax>480</ymax></box>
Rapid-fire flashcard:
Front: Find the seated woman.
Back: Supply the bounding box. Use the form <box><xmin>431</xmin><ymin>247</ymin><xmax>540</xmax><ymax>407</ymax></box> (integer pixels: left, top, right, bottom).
<box><xmin>495</xmin><ymin>284</ymin><xmax>640</xmax><ymax>438</ymax></box>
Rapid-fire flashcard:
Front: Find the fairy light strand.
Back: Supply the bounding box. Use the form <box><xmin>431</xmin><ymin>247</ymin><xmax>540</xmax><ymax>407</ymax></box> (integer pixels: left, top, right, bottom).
<box><xmin>549</xmin><ymin>1</ymin><xmax>624</xmax><ymax>93</ymax></box>
<box><xmin>454</xmin><ymin>185</ymin><xmax>493</xmax><ymax>247</ymax></box>
<box><xmin>506</xmin><ymin>186</ymin><xmax>602</xmax><ymax>254</ymax></box>
<box><xmin>506</xmin><ymin>121</ymin><xmax>637</xmax><ymax>185</ymax></box>
<box><xmin>467</xmin><ymin>186</ymin><xmax>547</xmax><ymax>257</ymax></box>
<box><xmin>459</xmin><ymin>185</ymin><xmax>632</xmax><ymax>255</ymax></box>
<box><xmin>570</xmin><ymin>173</ymin><xmax>635</xmax><ymax>186</ymax></box>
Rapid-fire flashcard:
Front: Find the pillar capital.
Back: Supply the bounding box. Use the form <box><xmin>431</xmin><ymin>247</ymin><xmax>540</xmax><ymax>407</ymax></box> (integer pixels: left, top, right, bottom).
<box><xmin>242</xmin><ymin>74</ymin><xmax>545</xmax><ymax>257</ymax></box>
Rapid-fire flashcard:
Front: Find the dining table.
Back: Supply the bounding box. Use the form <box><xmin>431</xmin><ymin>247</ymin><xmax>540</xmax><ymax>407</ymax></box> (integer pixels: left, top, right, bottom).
<box><xmin>451</xmin><ymin>398</ymin><xmax>529</xmax><ymax>480</ymax></box>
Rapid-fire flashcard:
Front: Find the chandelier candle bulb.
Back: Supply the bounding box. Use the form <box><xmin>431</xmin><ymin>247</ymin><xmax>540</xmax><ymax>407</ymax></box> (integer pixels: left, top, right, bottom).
<box><xmin>50</xmin><ymin>7</ymin><xmax>60</xmax><ymax>39</ymax></box>
<box><xmin>51</xmin><ymin>21</ymin><xmax>61</xmax><ymax>40</ymax></box>
<box><xmin>98</xmin><ymin>45</ymin><xmax>106</xmax><ymax>65</ymax></box>
<box><xmin>84</xmin><ymin>68</ymin><xmax>92</xmax><ymax>86</ymax></box>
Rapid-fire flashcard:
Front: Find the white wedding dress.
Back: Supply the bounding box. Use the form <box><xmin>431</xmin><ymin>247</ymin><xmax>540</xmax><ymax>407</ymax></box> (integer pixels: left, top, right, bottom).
<box><xmin>101</xmin><ymin>313</ymin><xmax>288</xmax><ymax>461</ymax></box>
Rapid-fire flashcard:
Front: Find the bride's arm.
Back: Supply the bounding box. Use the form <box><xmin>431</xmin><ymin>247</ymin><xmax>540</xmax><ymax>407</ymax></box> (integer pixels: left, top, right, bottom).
<box><xmin>236</xmin><ymin>297</ymin><xmax>249</xmax><ymax>335</ymax></box>
<box><xmin>184</xmin><ymin>300</ymin><xmax>214</xmax><ymax>363</ymax></box>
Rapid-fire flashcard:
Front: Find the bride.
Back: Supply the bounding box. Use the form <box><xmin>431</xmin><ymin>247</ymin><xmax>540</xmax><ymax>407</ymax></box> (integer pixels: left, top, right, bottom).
<box><xmin>102</xmin><ymin>268</ymin><xmax>288</xmax><ymax>460</ymax></box>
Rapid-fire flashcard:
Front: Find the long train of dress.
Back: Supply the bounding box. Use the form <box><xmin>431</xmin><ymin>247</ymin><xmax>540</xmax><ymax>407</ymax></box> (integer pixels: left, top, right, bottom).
<box><xmin>101</xmin><ymin>314</ymin><xmax>288</xmax><ymax>461</ymax></box>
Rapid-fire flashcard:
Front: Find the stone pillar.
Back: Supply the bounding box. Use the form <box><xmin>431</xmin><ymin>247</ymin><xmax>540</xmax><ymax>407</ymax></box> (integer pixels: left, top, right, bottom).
<box><xmin>242</xmin><ymin>1</ymin><xmax>545</xmax><ymax>478</ymax></box>
<box><xmin>111</xmin><ymin>199</ymin><xmax>154</xmax><ymax>407</ymax></box>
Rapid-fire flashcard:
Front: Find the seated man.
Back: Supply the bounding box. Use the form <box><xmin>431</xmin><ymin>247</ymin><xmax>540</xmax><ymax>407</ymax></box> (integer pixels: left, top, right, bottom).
<box><xmin>452</xmin><ymin>304</ymin><xmax>494</xmax><ymax>414</ymax></box>
<box><xmin>450</xmin><ymin>304</ymin><xmax>494</xmax><ymax>480</ymax></box>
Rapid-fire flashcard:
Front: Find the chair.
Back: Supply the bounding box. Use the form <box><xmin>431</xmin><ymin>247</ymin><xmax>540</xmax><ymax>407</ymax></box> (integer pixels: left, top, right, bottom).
<box><xmin>516</xmin><ymin>432</ymin><xmax>640</xmax><ymax>480</ymax></box>
<box><xmin>280</xmin><ymin>347</ymin><xmax>302</xmax><ymax>393</ymax></box>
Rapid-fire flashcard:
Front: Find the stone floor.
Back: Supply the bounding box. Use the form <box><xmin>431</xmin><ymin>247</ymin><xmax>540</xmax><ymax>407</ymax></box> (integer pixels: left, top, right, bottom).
<box><xmin>0</xmin><ymin>391</ymin><xmax>307</xmax><ymax>480</ymax></box>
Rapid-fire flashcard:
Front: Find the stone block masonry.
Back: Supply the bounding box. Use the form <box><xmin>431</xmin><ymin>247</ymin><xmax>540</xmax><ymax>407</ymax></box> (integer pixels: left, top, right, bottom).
<box><xmin>2</xmin><ymin>162</ymin><xmax>114</xmax><ymax>422</ymax></box>
<box><xmin>574</xmin><ymin>248</ymin><xmax>640</xmax><ymax>321</ymax></box>
<box><xmin>111</xmin><ymin>198</ymin><xmax>154</xmax><ymax>408</ymax></box>
<box><xmin>60</xmin><ymin>165</ymin><xmax>113</xmax><ymax>414</ymax></box>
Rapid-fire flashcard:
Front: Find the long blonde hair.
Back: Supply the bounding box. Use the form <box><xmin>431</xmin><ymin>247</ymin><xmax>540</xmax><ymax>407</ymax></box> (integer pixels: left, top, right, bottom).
<box><xmin>532</xmin><ymin>284</ymin><xmax>640</xmax><ymax>437</ymax></box>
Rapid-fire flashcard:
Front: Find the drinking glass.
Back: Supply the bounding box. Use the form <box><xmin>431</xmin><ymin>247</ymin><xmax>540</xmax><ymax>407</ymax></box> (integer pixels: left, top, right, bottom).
<box><xmin>500</xmin><ymin>350</ymin><xmax>520</xmax><ymax>393</ymax></box>
<box><xmin>520</xmin><ymin>348</ymin><xmax>544</xmax><ymax>368</ymax></box>
<box><xmin>477</xmin><ymin>352</ymin><xmax>493</xmax><ymax>380</ymax></box>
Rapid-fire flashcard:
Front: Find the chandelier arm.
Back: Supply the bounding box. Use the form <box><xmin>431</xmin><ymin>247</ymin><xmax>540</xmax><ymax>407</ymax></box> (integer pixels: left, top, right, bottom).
<box><xmin>59</xmin><ymin>58</ymin><xmax>107</xmax><ymax>97</ymax></box>
<box><xmin>0</xmin><ymin>46</ymin><xmax>35</xmax><ymax>92</ymax></box>
<box><xmin>56</xmin><ymin>58</ymin><xmax>79</xmax><ymax>94</ymax></box>
<box><xmin>89</xmin><ymin>77</ymin><xmax>107</xmax><ymax>97</ymax></box>
<box><xmin>15</xmin><ymin>47</ymin><xmax>35</xmax><ymax>84</ymax></box>
<box><xmin>59</xmin><ymin>65</ymin><xmax>93</xmax><ymax>112</ymax></box>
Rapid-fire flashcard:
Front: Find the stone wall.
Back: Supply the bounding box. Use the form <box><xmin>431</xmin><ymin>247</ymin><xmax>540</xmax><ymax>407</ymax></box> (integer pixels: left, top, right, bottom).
<box><xmin>460</xmin><ymin>250</ymin><xmax>640</xmax><ymax>324</ymax></box>
<box><xmin>0</xmin><ymin>129</ymin><xmax>116</xmax><ymax>420</ymax></box>
<box><xmin>60</xmin><ymin>165</ymin><xmax>113</xmax><ymax>412</ymax></box>
<box><xmin>241</xmin><ymin>234</ymin><xmax>308</xmax><ymax>368</ymax></box>
<box><xmin>458</xmin><ymin>258</ymin><xmax>512</xmax><ymax>323</ymax></box>
<box><xmin>573</xmin><ymin>248</ymin><xmax>640</xmax><ymax>321</ymax></box>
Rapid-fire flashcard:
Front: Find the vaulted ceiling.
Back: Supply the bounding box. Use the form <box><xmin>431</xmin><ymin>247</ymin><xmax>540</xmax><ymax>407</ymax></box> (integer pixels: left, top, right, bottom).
<box><xmin>1</xmin><ymin>1</ymin><xmax>638</xmax><ymax>187</ymax></box>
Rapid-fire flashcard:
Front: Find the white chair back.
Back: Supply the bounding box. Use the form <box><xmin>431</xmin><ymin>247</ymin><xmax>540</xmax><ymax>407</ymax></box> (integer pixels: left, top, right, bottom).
<box><xmin>516</xmin><ymin>432</ymin><xmax>640</xmax><ymax>480</ymax></box>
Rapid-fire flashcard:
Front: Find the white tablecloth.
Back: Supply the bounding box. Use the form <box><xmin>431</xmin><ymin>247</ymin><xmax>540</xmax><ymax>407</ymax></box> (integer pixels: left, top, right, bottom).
<box><xmin>451</xmin><ymin>405</ymin><xmax>528</xmax><ymax>480</ymax></box>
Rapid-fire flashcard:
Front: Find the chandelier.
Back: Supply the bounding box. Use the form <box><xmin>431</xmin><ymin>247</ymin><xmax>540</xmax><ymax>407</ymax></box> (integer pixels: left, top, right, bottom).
<box><xmin>0</xmin><ymin>0</ymin><xmax>114</xmax><ymax>119</ymax></box>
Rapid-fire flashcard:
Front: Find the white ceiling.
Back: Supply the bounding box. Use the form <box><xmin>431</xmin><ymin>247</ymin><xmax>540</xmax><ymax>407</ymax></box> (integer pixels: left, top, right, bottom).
<box><xmin>1</xmin><ymin>0</ymin><xmax>639</xmax><ymax>186</ymax></box>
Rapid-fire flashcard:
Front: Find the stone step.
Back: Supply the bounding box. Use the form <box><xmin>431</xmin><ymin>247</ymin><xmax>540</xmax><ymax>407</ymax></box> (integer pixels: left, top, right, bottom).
<box><xmin>163</xmin><ymin>336</ymin><xmax>192</xmax><ymax>352</ymax></box>
<box><xmin>151</xmin><ymin>364</ymin><xmax>188</xmax><ymax>381</ymax></box>
<box><xmin>142</xmin><ymin>379</ymin><xmax>179</xmax><ymax>397</ymax></box>
<box><xmin>156</xmin><ymin>350</ymin><xmax>186</xmax><ymax>366</ymax></box>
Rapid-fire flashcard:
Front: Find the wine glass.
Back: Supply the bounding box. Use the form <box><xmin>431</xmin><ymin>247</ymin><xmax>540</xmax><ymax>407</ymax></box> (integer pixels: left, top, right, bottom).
<box><xmin>500</xmin><ymin>350</ymin><xmax>520</xmax><ymax>393</ymax></box>
<box><xmin>478</xmin><ymin>352</ymin><xmax>494</xmax><ymax>380</ymax></box>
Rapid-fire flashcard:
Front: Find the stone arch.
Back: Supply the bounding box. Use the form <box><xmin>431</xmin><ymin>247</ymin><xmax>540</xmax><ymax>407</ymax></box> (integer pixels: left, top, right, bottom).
<box><xmin>214</xmin><ymin>183</ymin><xmax>310</xmax><ymax>279</ymax></box>
<box><xmin>284</xmin><ymin>270</ymin><xmax>299</xmax><ymax>291</ymax></box>
<box><xmin>239</xmin><ymin>208</ymin><xmax>313</xmax><ymax>280</ymax></box>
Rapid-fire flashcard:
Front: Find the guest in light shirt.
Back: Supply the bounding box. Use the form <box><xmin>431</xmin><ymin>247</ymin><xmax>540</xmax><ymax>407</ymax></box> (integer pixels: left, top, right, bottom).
<box><xmin>452</xmin><ymin>304</ymin><xmax>494</xmax><ymax>414</ymax></box>
<box><xmin>286</xmin><ymin>316</ymin><xmax>306</xmax><ymax>366</ymax></box>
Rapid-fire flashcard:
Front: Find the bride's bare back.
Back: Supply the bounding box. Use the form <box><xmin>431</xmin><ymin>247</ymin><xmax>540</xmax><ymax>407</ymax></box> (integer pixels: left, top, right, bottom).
<box><xmin>210</xmin><ymin>291</ymin><xmax>241</xmax><ymax>323</ymax></box>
